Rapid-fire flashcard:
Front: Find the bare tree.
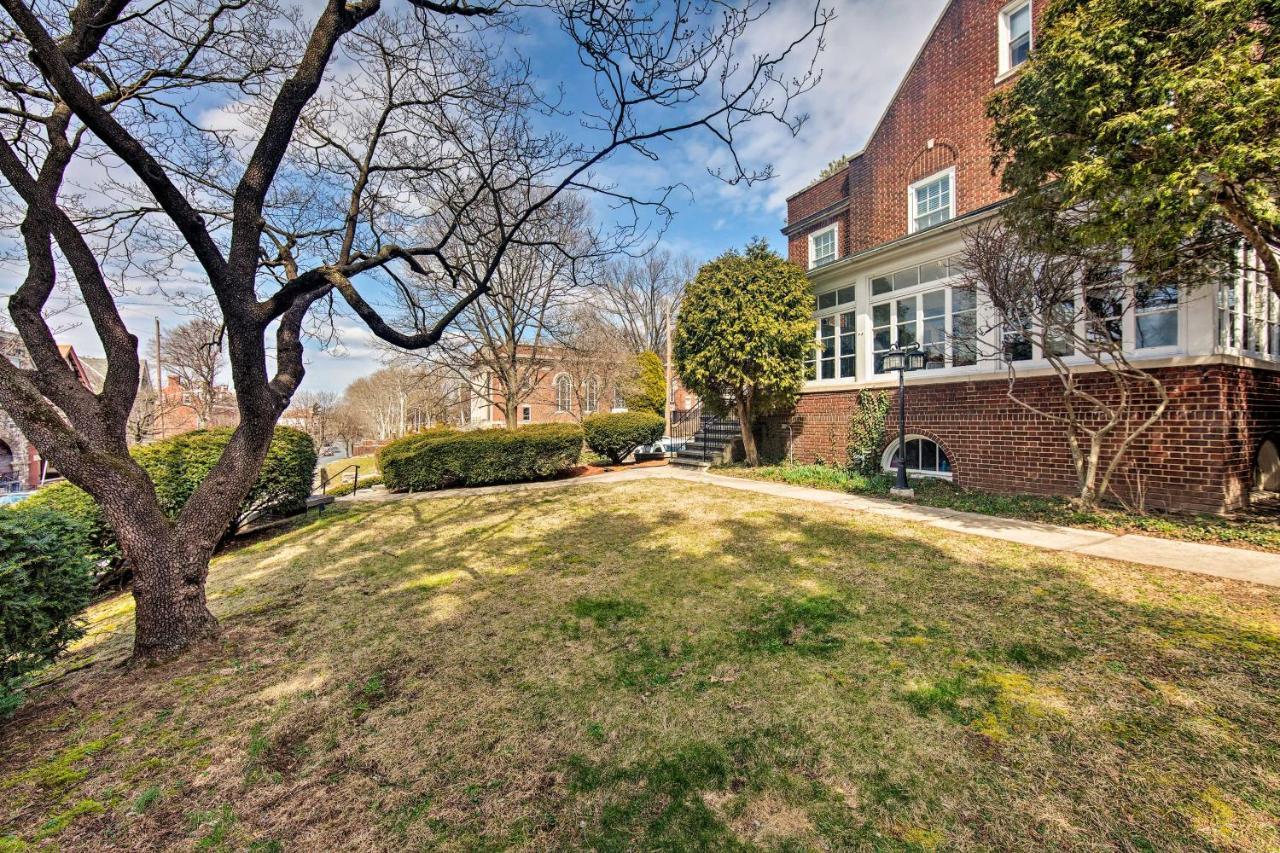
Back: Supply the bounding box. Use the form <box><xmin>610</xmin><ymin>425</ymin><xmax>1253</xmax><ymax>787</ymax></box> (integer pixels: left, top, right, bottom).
<box><xmin>0</xmin><ymin>0</ymin><xmax>829</xmax><ymax>659</ymax></box>
<box><xmin>291</xmin><ymin>389</ymin><xmax>340</xmax><ymax>447</ymax></box>
<box><xmin>958</xmin><ymin>220</ymin><xmax>1169</xmax><ymax>509</ymax></box>
<box><xmin>600</xmin><ymin>250</ymin><xmax>696</xmax><ymax>355</ymax></box>
<box><xmin>553</xmin><ymin>306</ymin><xmax>638</xmax><ymax>420</ymax></box>
<box><xmin>152</xmin><ymin>319</ymin><xmax>225</xmax><ymax>429</ymax></box>
<box><xmin>408</xmin><ymin>195</ymin><xmax>591</xmax><ymax>427</ymax></box>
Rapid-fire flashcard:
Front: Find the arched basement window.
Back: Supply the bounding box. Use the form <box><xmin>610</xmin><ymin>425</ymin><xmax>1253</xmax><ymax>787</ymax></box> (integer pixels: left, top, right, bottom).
<box><xmin>882</xmin><ymin>435</ymin><xmax>952</xmax><ymax>479</ymax></box>
<box><xmin>1257</xmin><ymin>437</ymin><xmax>1280</xmax><ymax>493</ymax></box>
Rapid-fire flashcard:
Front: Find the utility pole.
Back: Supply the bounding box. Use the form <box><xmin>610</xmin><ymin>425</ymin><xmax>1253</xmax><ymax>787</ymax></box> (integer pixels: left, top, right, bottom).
<box><xmin>154</xmin><ymin>317</ymin><xmax>165</xmax><ymax>441</ymax></box>
<box><xmin>664</xmin><ymin>303</ymin><xmax>674</xmax><ymax>439</ymax></box>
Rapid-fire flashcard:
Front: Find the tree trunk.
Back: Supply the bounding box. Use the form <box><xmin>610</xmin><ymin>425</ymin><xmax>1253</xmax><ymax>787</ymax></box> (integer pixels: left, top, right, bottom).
<box><xmin>130</xmin><ymin>542</ymin><xmax>219</xmax><ymax>660</ymax></box>
<box><xmin>504</xmin><ymin>403</ymin><xmax>518</xmax><ymax>428</ymax></box>
<box><xmin>736</xmin><ymin>396</ymin><xmax>759</xmax><ymax>467</ymax></box>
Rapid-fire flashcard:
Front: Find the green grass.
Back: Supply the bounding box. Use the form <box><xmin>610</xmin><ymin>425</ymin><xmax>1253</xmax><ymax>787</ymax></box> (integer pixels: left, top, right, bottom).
<box><xmin>724</xmin><ymin>463</ymin><xmax>1280</xmax><ymax>552</ymax></box>
<box><xmin>322</xmin><ymin>454</ymin><xmax>377</xmax><ymax>481</ymax></box>
<box><xmin>2</xmin><ymin>481</ymin><xmax>1278</xmax><ymax>849</ymax></box>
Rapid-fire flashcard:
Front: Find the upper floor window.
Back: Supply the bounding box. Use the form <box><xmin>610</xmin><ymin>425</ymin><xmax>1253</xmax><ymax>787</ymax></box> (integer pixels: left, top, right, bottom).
<box><xmin>809</xmin><ymin>225</ymin><xmax>838</xmax><ymax>269</ymax></box>
<box><xmin>909</xmin><ymin>169</ymin><xmax>953</xmax><ymax>233</ymax></box>
<box><xmin>999</xmin><ymin>1</ymin><xmax>1032</xmax><ymax>76</ymax></box>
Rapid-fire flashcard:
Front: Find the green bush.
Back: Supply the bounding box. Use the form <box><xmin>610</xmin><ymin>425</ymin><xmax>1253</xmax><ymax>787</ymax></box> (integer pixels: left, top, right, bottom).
<box><xmin>582</xmin><ymin>411</ymin><xmax>665</xmax><ymax>464</ymax></box>
<box><xmin>379</xmin><ymin>424</ymin><xmax>583</xmax><ymax>491</ymax></box>
<box><xmin>0</xmin><ymin>508</ymin><xmax>95</xmax><ymax>716</ymax></box>
<box><xmin>14</xmin><ymin>427</ymin><xmax>316</xmax><ymax>590</ymax></box>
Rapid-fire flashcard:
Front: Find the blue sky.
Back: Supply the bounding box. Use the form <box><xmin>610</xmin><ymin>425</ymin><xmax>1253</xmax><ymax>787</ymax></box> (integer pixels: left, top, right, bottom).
<box><xmin>25</xmin><ymin>0</ymin><xmax>948</xmax><ymax>394</ymax></box>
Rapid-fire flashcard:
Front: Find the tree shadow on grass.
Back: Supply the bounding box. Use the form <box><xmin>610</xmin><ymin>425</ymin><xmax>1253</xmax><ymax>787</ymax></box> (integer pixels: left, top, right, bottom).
<box><xmin>1</xmin><ymin>479</ymin><xmax>1277</xmax><ymax>851</ymax></box>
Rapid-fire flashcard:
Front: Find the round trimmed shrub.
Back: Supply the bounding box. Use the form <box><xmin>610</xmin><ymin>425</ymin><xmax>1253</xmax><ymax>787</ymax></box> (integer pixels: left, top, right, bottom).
<box><xmin>0</xmin><ymin>508</ymin><xmax>95</xmax><ymax>716</ymax></box>
<box><xmin>583</xmin><ymin>411</ymin><xmax>665</xmax><ymax>464</ymax></box>
<box><xmin>16</xmin><ymin>426</ymin><xmax>316</xmax><ymax>590</ymax></box>
<box><xmin>379</xmin><ymin>423</ymin><xmax>583</xmax><ymax>491</ymax></box>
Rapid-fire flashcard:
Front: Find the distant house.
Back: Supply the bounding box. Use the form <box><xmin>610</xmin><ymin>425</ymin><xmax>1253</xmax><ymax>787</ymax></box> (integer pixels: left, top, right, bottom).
<box><xmin>150</xmin><ymin>374</ymin><xmax>239</xmax><ymax>439</ymax></box>
<box><xmin>0</xmin><ymin>337</ymin><xmax>102</xmax><ymax>490</ymax></box>
<box><xmin>777</xmin><ymin>0</ymin><xmax>1276</xmax><ymax>513</ymax></box>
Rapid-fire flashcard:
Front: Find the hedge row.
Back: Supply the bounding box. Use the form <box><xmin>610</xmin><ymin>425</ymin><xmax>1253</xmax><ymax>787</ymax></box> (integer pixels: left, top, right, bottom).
<box><xmin>379</xmin><ymin>424</ymin><xmax>583</xmax><ymax>491</ymax></box>
<box><xmin>583</xmin><ymin>411</ymin><xmax>665</xmax><ymax>464</ymax></box>
<box><xmin>15</xmin><ymin>427</ymin><xmax>316</xmax><ymax>590</ymax></box>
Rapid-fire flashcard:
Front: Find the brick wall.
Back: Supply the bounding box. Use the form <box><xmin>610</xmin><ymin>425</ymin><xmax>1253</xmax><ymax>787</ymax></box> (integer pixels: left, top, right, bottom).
<box><xmin>786</xmin><ymin>0</ymin><xmax>1041</xmax><ymax>262</ymax></box>
<box><xmin>761</xmin><ymin>365</ymin><xmax>1280</xmax><ymax>513</ymax></box>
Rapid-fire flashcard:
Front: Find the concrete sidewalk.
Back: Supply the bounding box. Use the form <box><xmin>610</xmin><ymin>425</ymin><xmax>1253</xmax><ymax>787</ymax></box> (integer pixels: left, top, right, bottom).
<box><xmin>337</xmin><ymin>466</ymin><xmax>1280</xmax><ymax>588</ymax></box>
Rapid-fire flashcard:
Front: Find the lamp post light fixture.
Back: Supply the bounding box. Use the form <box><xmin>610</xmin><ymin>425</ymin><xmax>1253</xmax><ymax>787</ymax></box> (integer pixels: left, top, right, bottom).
<box><xmin>882</xmin><ymin>343</ymin><xmax>927</xmax><ymax>498</ymax></box>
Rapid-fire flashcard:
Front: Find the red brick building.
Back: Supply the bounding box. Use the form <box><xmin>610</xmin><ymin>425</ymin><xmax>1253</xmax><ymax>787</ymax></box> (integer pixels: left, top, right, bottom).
<box><xmin>773</xmin><ymin>0</ymin><xmax>1279</xmax><ymax>513</ymax></box>
<box><xmin>466</xmin><ymin>344</ymin><xmax>695</xmax><ymax>428</ymax></box>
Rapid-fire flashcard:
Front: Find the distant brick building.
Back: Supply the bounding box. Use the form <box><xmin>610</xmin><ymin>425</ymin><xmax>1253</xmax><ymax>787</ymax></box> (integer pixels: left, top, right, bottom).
<box><xmin>466</xmin><ymin>344</ymin><xmax>695</xmax><ymax>428</ymax></box>
<box><xmin>0</xmin><ymin>337</ymin><xmax>103</xmax><ymax>490</ymax></box>
<box><xmin>773</xmin><ymin>0</ymin><xmax>1279</xmax><ymax>513</ymax></box>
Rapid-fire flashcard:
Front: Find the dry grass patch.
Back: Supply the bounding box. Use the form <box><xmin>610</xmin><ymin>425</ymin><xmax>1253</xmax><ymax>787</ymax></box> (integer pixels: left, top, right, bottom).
<box><xmin>1</xmin><ymin>480</ymin><xmax>1278</xmax><ymax>850</ymax></box>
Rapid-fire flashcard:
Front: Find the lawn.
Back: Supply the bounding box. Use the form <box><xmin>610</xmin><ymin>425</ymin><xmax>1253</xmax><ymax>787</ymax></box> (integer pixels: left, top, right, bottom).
<box><xmin>722</xmin><ymin>463</ymin><xmax>1280</xmax><ymax>553</ymax></box>
<box><xmin>2</xmin><ymin>480</ymin><xmax>1278</xmax><ymax>850</ymax></box>
<box><xmin>322</xmin><ymin>454</ymin><xmax>377</xmax><ymax>481</ymax></box>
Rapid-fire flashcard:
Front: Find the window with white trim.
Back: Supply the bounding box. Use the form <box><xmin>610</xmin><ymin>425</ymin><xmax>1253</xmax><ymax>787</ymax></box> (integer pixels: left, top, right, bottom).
<box><xmin>870</xmin><ymin>258</ymin><xmax>975</xmax><ymax>374</ymax></box>
<box><xmin>909</xmin><ymin>170</ymin><xmax>953</xmax><ymax>233</ymax></box>
<box><xmin>521</xmin><ymin>405</ymin><xmax>532</xmax><ymax>423</ymax></box>
<box><xmin>999</xmin><ymin>1</ymin><xmax>1032</xmax><ymax>76</ymax></box>
<box><xmin>883</xmin><ymin>436</ymin><xmax>952</xmax><ymax>478</ymax></box>
<box><xmin>584</xmin><ymin>377</ymin><xmax>600</xmax><ymax>414</ymax></box>
<box><xmin>1135</xmin><ymin>281</ymin><xmax>1179</xmax><ymax>349</ymax></box>
<box><xmin>809</xmin><ymin>285</ymin><xmax>856</xmax><ymax>381</ymax></box>
<box><xmin>555</xmin><ymin>374</ymin><xmax>572</xmax><ymax>412</ymax></box>
<box><xmin>809</xmin><ymin>225</ymin><xmax>838</xmax><ymax>269</ymax></box>
<box><xmin>1219</xmin><ymin>245</ymin><xmax>1280</xmax><ymax>358</ymax></box>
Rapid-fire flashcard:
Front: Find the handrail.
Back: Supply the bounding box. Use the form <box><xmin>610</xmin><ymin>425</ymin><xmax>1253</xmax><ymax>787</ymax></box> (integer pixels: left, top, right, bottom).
<box><xmin>320</xmin><ymin>463</ymin><xmax>364</xmax><ymax>495</ymax></box>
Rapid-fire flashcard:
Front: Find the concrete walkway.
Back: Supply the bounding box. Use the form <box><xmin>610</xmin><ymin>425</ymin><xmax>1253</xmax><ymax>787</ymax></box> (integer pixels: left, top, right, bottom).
<box><xmin>337</xmin><ymin>466</ymin><xmax>1280</xmax><ymax>588</ymax></box>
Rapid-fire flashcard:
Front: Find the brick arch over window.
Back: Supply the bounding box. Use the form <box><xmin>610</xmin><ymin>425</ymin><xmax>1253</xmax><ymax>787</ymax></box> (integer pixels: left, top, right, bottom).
<box><xmin>880</xmin><ymin>430</ymin><xmax>959</xmax><ymax>480</ymax></box>
<box><xmin>903</xmin><ymin>140</ymin><xmax>958</xmax><ymax>187</ymax></box>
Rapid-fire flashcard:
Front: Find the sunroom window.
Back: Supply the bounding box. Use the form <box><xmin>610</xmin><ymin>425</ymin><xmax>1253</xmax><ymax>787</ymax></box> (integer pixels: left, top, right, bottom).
<box><xmin>1135</xmin><ymin>282</ymin><xmax>1179</xmax><ymax>349</ymax></box>
<box><xmin>871</xmin><ymin>262</ymin><xmax>975</xmax><ymax>374</ymax></box>
<box><xmin>1218</xmin><ymin>246</ymin><xmax>1280</xmax><ymax>359</ymax></box>
<box><xmin>811</xmin><ymin>285</ymin><xmax>856</xmax><ymax>381</ymax></box>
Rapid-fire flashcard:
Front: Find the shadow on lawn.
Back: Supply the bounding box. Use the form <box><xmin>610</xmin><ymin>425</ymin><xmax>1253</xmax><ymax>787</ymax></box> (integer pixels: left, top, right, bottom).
<box><xmin>1</xmin><ymin>479</ymin><xmax>1278</xmax><ymax>851</ymax></box>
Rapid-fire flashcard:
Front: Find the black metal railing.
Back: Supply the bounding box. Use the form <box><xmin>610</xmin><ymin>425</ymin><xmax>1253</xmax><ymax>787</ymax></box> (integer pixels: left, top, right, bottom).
<box><xmin>668</xmin><ymin>404</ymin><xmax>702</xmax><ymax>458</ymax></box>
<box><xmin>320</xmin><ymin>463</ymin><xmax>364</xmax><ymax>495</ymax></box>
<box><xmin>668</xmin><ymin>403</ymin><xmax>739</xmax><ymax>463</ymax></box>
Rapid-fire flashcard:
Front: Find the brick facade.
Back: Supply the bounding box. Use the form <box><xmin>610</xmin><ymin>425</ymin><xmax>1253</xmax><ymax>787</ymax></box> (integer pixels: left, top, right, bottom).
<box><xmin>785</xmin><ymin>0</ymin><xmax>1039</xmax><ymax>261</ymax></box>
<box><xmin>762</xmin><ymin>365</ymin><xmax>1280</xmax><ymax>513</ymax></box>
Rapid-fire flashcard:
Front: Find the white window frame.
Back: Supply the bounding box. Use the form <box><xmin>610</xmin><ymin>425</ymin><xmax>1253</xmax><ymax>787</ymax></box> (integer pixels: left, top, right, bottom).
<box><xmin>554</xmin><ymin>373</ymin><xmax>572</xmax><ymax>413</ymax></box>
<box><xmin>521</xmin><ymin>405</ymin><xmax>532</xmax><ymax>423</ymax></box>
<box><xmin>811</xmin><ymin>285</ymin><xmax>857</xmax><ymax>382</ymax></box>
<box><xmin>584</xmin><ymin>376</ymin><xmax>600</xmax><ymax>414</ymax></box>
<box><xmin>998</xmin><ymin>0</ymin><xmax>1033</xmax><ymax>78</ymax></box>
<box><xmin>808</xmin><ymin>224</ymin><xmax>839</xmax><ymax>269</ymax></box>
<box><xmin>908</xmin><ymin>168</ymin><xmax>955</xmax><ymax>235</ymax></box>
<box><xmin>881</xmin><ymin>435</ymin><xmax>954</xmax><ymax>480</ymax></box>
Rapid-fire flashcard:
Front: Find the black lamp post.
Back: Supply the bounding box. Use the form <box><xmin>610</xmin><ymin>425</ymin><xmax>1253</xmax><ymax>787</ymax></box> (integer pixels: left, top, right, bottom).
<box><xmin>881</xmin><ymin>343</ymin><xmax>927</xmax><ymax>495</ymax></box>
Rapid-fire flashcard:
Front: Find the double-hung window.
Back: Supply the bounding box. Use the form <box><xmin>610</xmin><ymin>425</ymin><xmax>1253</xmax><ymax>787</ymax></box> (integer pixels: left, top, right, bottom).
<box><xmin>809</xmin><ymin>226</ymin><xmax>838</xmax><ymax>269</ymax></box>
<box><xmin>999</xmin><ymin>1</ymin><xmax>1032</xmax><ymax>76</ymax></box>
<box><xmin>811</xmin><ymin>285</ymin><xmax>857</xmax><ymax>381</ymax></box>
<box><xmin>909</xmin><ymin>170</ymin><xmax>954</xmax><ymax>233</ymax></box>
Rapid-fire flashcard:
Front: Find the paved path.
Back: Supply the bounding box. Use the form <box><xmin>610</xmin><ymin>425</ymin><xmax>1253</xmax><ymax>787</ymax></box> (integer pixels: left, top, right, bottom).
<box><xmin>337</xmin><ymin>466</ymin><xmax>1280</xmax><ymax>588</ymax></box>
